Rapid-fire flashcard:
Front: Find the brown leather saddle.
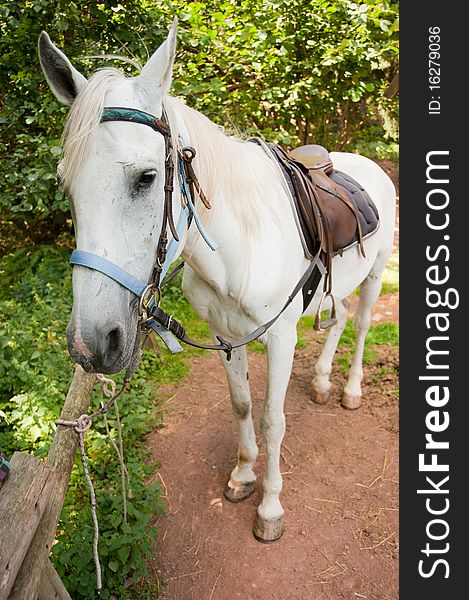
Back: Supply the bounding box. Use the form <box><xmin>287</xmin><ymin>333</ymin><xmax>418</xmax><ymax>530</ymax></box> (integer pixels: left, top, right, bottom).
<box><xmin>250</xmin><ymin>139</ymin><xmax>379</xmax><ymax>327</ymax></box>
<box><xmin>271</xmin><ymin>143</ymin><xmax>368</xmax><ymax>258</ymax></box>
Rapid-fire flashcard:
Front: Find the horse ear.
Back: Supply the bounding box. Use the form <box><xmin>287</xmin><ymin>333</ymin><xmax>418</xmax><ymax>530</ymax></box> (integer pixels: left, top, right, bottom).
<box><xmin>38</xmin><ymin>31</ymin><xmax>88</xmax><ymax>106</ymax></box>
<box><xmin>137</xmin><ymin>17</ymin><xmax>178</xmax><ymax>101</ymax></box>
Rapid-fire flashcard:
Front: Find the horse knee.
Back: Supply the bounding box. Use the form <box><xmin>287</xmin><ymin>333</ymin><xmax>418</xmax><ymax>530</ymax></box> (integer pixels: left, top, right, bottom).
<box><xmin>260</xmin><ymin>411</ymin><xmax>285</xmax><ymax>440</ymax></box>
<box><xmin>355</xmin><ymin>312</ymin><xmax>371</xmax><ymax>335</ymax></box>
<box><xmin>232</xmin><ymin>398</ymin><xmax>250</xmax><ymax>420</ymax></box>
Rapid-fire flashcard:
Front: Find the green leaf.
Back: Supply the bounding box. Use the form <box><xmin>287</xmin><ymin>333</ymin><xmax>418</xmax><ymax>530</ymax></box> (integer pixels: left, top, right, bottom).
<box><xmin>29</xmin><ymin>424</ymin><xmax>43</xmax><ymax>442</ymax></box>
<box><xmin>380</xmin><ymin>19</ymin><xmax>392</xmax><ymax>32</ymax></box>
<box><xmin>118</xmin><ymin>545</ymin><xmax>130</xmax><ymax>564</ymax></box>
<box><xmin>108</xmin><ymin>560</ymin><xmax>119</xmax><ymax>573</ymax></box>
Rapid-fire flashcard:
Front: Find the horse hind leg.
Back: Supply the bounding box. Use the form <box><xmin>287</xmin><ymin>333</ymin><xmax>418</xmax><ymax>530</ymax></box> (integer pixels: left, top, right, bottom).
<box><xmin>218</xmin><ymin>344</ymin><xmax>259</xmax><ymax>503</ymax></box>
<box><xmin>311</xmin><ymin>297</ymin><xmax>348</xmax><ymax>404</ymax></box>
<box><xmin>342</xmin><ymin>256</ymin><xmax>387</xmax><ymax>410</ymax></box>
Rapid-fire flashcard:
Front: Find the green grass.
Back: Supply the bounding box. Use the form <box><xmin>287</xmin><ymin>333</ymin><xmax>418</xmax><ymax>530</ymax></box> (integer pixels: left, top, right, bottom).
<box><xmin>125</xmin><ymin>579</ymin><xmax>164</xmax><ymax>600</ymax></box>
<box><xmin>337</xmin><ymin>320</ymin><xmax>399</xmax><ymax>373</ymax></box>
<box><xmin>297</xmin><ymin>315</ymin><xmax>317</xmax><ymax>349</ymax></box>
<box><xmin>382</xmin><ymin>248</ymin><xmax>399</xmax><ymax>294</ymax></box>
<box><xmin>248</xmin><ymin>315</ymin><xmax>317</xmax><ymax>354</ymax></box>
<box><xmin>373</xmin><ymin>365</ymin><xmax>398</xmax><ymax>378</ymax></box>
<box><xmin>248</xmin><ymin>340</ymin><xmax>266</xmax><ymax>354</ymax></box>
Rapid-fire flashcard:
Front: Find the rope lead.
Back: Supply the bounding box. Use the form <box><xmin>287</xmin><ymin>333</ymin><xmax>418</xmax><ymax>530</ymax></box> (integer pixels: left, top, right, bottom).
<box><xmin>55</xmin><ymin>373</ymin><xmax>128</xmax><ymax>593</ymax></box>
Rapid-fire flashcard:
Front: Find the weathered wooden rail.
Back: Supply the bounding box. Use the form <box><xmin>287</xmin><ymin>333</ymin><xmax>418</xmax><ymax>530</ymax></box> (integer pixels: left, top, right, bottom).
<box><xmin>0</xmin><ymin>366</ymin><xmax>97</xmax><ymax>600</ymax></box>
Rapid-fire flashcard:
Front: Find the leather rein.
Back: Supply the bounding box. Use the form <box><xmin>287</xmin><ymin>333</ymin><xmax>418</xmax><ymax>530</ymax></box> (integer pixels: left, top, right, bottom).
<box><xmin>69</xmin><ymin>106</ymin><xmax>327</xmax><ymax>361</ymax></box>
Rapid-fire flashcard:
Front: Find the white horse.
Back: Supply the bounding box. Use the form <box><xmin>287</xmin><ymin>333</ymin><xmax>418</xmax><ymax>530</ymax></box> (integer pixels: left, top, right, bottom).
<box><xmin>39</xmin><ymin>20</ymin><xmax>395</xmax><ymax>542</ymax></box>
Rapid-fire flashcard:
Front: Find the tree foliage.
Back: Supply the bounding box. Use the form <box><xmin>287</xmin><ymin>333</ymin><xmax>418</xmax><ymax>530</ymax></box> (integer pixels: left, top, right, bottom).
<box><xmin>0</xmin><ymin>0</ymin><xmax>398</xmax><ymax>241</ymax></box>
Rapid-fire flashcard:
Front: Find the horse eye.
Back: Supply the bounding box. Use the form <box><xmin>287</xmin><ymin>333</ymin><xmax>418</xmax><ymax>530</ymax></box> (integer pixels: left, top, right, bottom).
<box><xmin>137</xmin><ymin>170</ymin><xmax>157</xmax><ymax>190</ymax></box>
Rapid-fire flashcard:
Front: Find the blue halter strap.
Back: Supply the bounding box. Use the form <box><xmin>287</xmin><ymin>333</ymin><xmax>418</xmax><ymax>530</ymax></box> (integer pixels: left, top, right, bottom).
<box><xmin>70</xmin><ymin>250</ymin><xmax>147</xmax><ymax>297</ymax></box>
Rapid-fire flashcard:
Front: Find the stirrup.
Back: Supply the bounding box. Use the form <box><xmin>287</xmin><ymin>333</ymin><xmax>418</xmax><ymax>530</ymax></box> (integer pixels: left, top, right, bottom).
<box><xmin>314</xmin><ymin>291</ymin><xmax>337</xmax><ymax>331</ymax></box>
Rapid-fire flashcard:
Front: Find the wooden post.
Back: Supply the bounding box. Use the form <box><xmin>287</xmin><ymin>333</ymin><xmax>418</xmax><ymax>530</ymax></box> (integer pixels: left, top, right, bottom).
<box><xmin>9</xmin><ymin>366</ymin><xmax>97</xmax><ymax>600</ymax></box>
<box><xmin>37</xmin><ymin>561</ymin><xmax>72</xmax><ymax>600</ymax></box>
<box><xmin>0</xmin><ymin>453</ymin><xmax>56</xmax><ymax>600</ymax></box>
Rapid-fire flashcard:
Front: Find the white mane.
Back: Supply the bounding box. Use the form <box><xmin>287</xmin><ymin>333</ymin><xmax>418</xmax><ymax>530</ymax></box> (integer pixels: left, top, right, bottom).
<box><xmin>163</xmin><ymin>96</ymin><xmax>284</xmax><ymax>237</ymax></box>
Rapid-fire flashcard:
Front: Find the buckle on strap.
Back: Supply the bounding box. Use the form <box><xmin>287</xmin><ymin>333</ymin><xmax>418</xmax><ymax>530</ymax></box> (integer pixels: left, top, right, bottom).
<box><xmin>138</xmin><ymin>284</ymin><xmax>161</xmax><ymax>324</ymax></box>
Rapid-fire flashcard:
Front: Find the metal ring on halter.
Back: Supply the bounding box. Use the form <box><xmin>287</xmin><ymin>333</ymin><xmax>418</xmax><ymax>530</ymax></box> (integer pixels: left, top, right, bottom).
<box><xmin>138</xmin><ymin>284</ymin><xmax>160</xmax><ymax>323</ymax></box>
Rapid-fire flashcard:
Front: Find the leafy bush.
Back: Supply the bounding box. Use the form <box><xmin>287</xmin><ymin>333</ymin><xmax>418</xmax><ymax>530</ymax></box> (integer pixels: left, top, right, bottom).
<box><xmin>0</xmin><ymin>245</ymin><xmax>204</xmax><ymax>598</ymax></box>
<box><xmin>0</xmin><ymin>246</ymin><xmax>74</xmax><ymax>453</ymax></box>
<box><xmin>1</xmin><ymin>0</ymin><xmax>398</xmax><ymax>239</ymax></box>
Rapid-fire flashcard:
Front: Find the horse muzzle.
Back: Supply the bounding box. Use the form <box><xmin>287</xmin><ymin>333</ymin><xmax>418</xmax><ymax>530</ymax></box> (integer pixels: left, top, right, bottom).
<box><xmin>66</xmin><ymin>263</ymin><xmax>138</xmax><ymax>374</ymax></box>
<box><xmin>66</xmin><ymin>314</ymin><xmax>136</xmax><ymax>374</ymax></box>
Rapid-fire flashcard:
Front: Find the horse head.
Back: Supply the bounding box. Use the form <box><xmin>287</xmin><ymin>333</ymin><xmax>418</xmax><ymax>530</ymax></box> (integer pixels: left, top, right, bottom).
<box><xmin>39</xmin><ymin>20</ymin><xmax>178</xmax><ymax>374</ymax></box>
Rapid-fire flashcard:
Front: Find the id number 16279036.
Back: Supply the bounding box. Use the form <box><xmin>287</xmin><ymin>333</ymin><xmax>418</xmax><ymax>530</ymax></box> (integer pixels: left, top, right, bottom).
<box><xmin>428</xmin><ymin>26</ymin><xmax>441</xmax><ymax>115</ymax></box>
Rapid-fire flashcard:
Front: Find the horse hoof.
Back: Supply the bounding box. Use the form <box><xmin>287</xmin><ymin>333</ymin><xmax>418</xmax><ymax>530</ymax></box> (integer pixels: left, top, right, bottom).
<box><xmin>311</xmin><ymin>389</ymin><xmax>330</xmax><ymax>405</ymax></box>
<box><xmin>342</xmin><ymin>393</ymin><xmax>362</xmax><ymax>410</ymax></box>
<box><xmin>253</xmin><ymin>514</ymin><xmax>284</xmax><ymax>543</ymax></box>
<box><xmin>224</xmin><ymin>480</ymin><xmax>256</xmax><ymax>503</ymax></box>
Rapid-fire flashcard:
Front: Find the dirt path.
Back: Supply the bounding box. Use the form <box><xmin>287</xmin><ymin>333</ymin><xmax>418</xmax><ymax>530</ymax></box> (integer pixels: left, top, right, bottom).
<box><xmin>145</xmin><ymin>310</ymin><xmax>399</xmax><ymax>600</ymax></box>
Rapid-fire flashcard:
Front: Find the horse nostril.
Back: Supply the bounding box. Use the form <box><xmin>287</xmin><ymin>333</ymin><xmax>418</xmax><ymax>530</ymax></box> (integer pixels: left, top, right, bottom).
<box><xmin>96</xmin><ymin>324</ymin><xmax>126</xmax><ymax>373</ymax></box>
<box><xmin>106</xmin><ymin>327</ymin><xmax>122</xmax><ymax>356</ymax></box>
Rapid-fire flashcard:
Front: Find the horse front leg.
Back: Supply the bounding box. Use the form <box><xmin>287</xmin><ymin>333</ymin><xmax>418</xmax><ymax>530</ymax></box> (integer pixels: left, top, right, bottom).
<box><xmin>254</xmin><ymin>324</ymin><xmax>297</xmax><ymax>542</ymax></box>
<box><xmin>218</xmin><ymin>345</ymin><xmax>259</xmax><ymax>502</ymax></box>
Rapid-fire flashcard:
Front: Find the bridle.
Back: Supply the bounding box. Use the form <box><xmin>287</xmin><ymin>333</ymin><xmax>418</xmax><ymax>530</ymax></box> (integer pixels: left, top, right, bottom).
<box><xmin>70</xmin><ymin>105</ymin><xmax>219</xmax><ymax>353</ymax></box>
<box><xmin>100</xmin><ymin>106</ymin><xmax>186</xmax><ymax>313</ymax></box>
<box><xmin>69</xmin><ymin>106</ymin><xmax>327</xmax><ymax>363</ymax></box>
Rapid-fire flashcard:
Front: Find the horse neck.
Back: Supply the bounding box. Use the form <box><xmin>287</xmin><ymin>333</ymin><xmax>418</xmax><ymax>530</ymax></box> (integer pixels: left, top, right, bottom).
<box><xmin>166</xmin><ymin>97</ymin><xmax>285</xmax><ymax>278</ymax></box>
